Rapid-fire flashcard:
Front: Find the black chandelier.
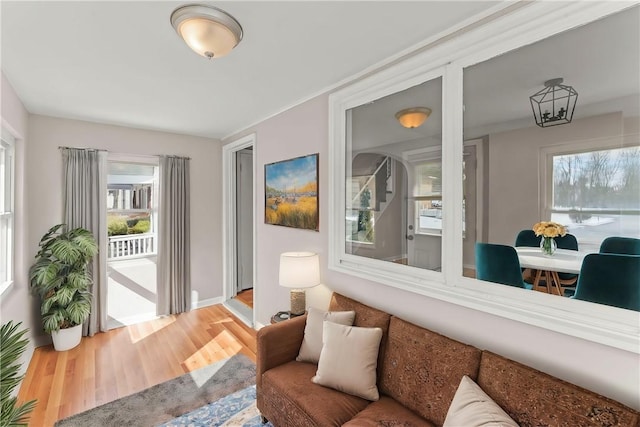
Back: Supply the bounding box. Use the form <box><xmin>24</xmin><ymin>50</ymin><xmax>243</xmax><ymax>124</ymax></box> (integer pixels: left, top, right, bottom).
<box><xmin>529</xmin><ymin>78</ymin><xmax>578</xmax><ymax>128</ymax></box>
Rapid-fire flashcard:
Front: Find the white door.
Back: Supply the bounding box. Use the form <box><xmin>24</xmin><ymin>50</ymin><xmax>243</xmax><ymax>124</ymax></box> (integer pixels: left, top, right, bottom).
<box><xmin>236</xmin><ymin>149</ymin><xmax>254</xmax><ymax>292</ymax></box>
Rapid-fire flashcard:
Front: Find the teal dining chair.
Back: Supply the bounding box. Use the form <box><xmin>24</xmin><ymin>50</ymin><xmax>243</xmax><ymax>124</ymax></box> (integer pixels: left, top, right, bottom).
<box><xmin>515</xmin><ymin>230</ymin><xmax>540</xmax><ymax>247</ymax></box>
<box><xmin>572</xmin><ymin>253</ymin><xmax>640</xmax><ymax>312</ymax></box>
<box><xmin>556</xmin><ymin>233</ymin><xmax>578</xmax><ymax>250</ymax></box>
<box><xmin>599</xmin><ymin>237</ymin><xmax>640</xmax><ymax>255</ymax></box>
<box><xmin>554</xmin><ymin>233</ymin><xmax>580</xmax><ymax>291</ymax></box>
<box><xmin>475</xmin><ymin>242</ymin><xmax>533</xmax><ymax>290</ymax></box>
<box><xmin>514</xmin><ymin>230</ymin><xmax>541</xmax><ymax>285</ymax></box>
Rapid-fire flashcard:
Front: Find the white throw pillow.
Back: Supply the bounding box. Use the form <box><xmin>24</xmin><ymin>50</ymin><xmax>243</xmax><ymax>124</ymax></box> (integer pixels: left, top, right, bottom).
<box><xmin>443</xmin><ymin>375</ymin><xmax>519</xmax><ymax>427</ymax></box>
<box><xmin>296</xmin><ymin>307</ymin><xmax>356</xmax><ymax>363</ymax></box>
<box><xmin>312</xmin><ymin>321</ymin><xmax>383</xmax><ymax>401</ymax></box>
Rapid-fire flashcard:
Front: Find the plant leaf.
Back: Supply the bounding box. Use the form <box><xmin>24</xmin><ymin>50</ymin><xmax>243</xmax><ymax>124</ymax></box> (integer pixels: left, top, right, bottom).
<box><xmin>49</xmin><ymin>239</ymin><xmax>80</xmax><ymax>264</ymax></box>
<box><xmin>42</xmin><ymin>311</ymin><xmax>65</xmax><ymax>334</ymax></box>
<box><xmin>0</xmin><ymin>321</ymin><xmax>37</xmax><ymax>426</ymax></box>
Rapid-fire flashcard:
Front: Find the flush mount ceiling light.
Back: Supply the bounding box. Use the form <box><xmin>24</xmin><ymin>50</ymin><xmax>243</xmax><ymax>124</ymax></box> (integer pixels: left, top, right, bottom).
<box><xmin>170</xmin><ymin>4</ymin><xmax>243</xmax><ymax>59</ymax></box>
<box><xmin>529</xmin><ymin>78</ymin><xmax>578</xmax><ymax>128</ymax></box>
<box><xmin>395</xmin><ymin>107</ymin><xmax>432</xmax><ymax>129</ymax></box>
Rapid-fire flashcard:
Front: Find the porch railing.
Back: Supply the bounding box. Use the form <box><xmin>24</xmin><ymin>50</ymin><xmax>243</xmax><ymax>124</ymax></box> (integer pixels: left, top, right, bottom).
<box><xmin>108</xmin><ymin>233</ymin><xmax>156</xmax><ymax>260</ymax></box>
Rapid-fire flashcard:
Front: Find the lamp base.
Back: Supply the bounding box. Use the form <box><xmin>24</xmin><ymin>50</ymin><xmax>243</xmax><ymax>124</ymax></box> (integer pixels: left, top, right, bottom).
<box><xmin>290</xmin><ymin>289</ymin><xmax>306</xmax><ymax>316</ymax></box>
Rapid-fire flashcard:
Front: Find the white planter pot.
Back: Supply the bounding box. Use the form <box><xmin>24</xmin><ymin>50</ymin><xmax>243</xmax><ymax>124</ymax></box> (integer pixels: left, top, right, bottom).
<box><xmin>51</xmin><ymin>324</ymin><xmax>83</xmax><ymax>351</ymax></box>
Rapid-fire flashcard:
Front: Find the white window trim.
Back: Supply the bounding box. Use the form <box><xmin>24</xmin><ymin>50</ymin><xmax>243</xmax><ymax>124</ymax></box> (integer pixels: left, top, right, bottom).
<box><xmin>0</xmin><ymin>132</ymin><xmax>15</xmax><ymax>295</ymax></box>
<box><xmin>329</xmin><ymin>1</ymin><xmax>640</xmax><ymax>353</ymax></box>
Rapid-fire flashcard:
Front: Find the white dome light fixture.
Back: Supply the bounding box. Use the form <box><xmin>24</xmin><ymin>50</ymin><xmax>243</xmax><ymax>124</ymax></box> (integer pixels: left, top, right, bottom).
<box><xmin>170</xmin><ymin>4</ymin><xmax>243</xmax><ymax>59</ymax></box>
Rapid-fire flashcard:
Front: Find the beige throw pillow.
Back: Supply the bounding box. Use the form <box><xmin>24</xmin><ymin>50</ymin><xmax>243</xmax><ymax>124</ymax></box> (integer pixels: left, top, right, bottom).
<box><xmin>312</xmin><ymin>321</ymin><xmax>383</xmax><ymax>401</ymax></box>
<box><xmin>296</xmin><ymin>307</ymin><xmax>356</xmax><ymax>363</ymax></box>
<box><xmin>443</xmin><ymin>375</ymin><xmax>519</xmax><ymax>427</ymax></box>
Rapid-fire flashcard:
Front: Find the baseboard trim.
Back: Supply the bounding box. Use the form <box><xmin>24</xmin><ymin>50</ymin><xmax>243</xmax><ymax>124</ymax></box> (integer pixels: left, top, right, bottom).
<box><xmin>254</xmin><ymin>321</ymin><xmax>267</xmax><ymax>330</ymax></box>
<box><xmin>107</xmin><ymin>312</ymin><xmax>159</xmax><ymax>330</ymax></box>
<box><xmin>192</xmin><ymin>296</ymin><xmax>224</xmax><ymax>310</ymax></box>
<box><xmin>222</xmin><ymin>300</ymin><xmax>254</xmax><ymax>328</ymax></box>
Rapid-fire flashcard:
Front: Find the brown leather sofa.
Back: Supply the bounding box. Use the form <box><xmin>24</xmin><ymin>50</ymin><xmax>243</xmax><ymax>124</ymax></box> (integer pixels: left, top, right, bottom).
<box><xmin>257</xmin><ymin>292</ymin><xmax>640</xmax><ymax>426</ymax></box>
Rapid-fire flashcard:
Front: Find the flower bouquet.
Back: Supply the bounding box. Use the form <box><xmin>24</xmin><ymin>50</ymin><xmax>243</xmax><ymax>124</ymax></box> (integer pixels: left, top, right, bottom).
<box><xmin>532</xmin><ymin>221</ymin><xmax>567</xmax><ymax>256</ymax></box>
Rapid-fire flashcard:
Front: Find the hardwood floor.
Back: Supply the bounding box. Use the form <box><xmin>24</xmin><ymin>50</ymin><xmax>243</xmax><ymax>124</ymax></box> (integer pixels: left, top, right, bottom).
<box><xmin>235</xmin><ymin>288</ymin><xmax>254</xmax><ymax>309</ymax></box>
<box><xmin>17</xmin><ymin>305</ymin><xmax>257</xmax><ymax>427</ymax></box>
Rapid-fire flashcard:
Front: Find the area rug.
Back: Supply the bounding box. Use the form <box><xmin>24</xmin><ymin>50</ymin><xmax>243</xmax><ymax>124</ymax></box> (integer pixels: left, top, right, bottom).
<box><xmin>160</xmin><ymin>385</ymin><xmax>273</xmax><ymax>427</ymax></box>
<box><xmin>55</xmin><ymin>354</ymin><xmax>256</xmax><ymax>427</ymax></box>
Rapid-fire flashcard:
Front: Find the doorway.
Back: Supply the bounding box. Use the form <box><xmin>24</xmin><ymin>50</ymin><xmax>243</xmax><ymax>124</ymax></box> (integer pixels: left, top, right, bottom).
<box><xmin>235</xmin><ymin>147</ymin><xmax>254</xmax><ymax>307</ymax></box>
<box><xmin>105</xmin><ymin>156</ymin><xmax>159</xmax><ymax>329</ymax></box>
<box><xmin>222</xmin><ymin>134</ymin><xmax>256</xmax><ymax>327</ymax></box>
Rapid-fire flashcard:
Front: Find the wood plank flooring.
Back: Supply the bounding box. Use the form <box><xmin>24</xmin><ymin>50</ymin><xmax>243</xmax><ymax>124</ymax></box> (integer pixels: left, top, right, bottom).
<box><xmin>235</xmin><ymin>288</ymin><xmax>254</xmax><ymax>308</ymax></box>
<box><xmin>16</xmin><ymin>305</ymin><xmax>257</xmax><ymax>427</ymax></box>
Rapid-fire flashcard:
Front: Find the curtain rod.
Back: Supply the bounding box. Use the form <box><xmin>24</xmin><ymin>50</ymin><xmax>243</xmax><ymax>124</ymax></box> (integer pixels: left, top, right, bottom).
<box><xmin>158</xmin><ymin>155</ymin><xmax>192</xmax><ymax>160</ymax></box>
<box><xmin>58</xmin><ymin>146</ymin><xmax>107</xmax><ymax>152</ymax></box>
<box><xmin>58</xmin><ymin>147</ymin><xmax>190</xmax><ymax>160</ymax></box>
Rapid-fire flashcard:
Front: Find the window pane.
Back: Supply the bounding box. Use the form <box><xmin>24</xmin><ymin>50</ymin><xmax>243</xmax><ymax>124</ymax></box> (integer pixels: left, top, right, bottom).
<box><xmin>414</xmin><ymin>160</ymin><xmax>442</xmax><ymax>234</ymax></box>
<box><xmin>551</xmin><ymin>146</ymin><xmax>640</xmax><ymax>250</ymax></box>
<box><xmin>462</xmin><ymin>5</ymin><xmax>640</xmax><ymax>296</ymax></box>
<box><xmin>0</xmin><ymin>217</ymin><xmax>8</xmax><ymax>284</ymax></box>
<box><xmin>345</xmin><ymin>77</ymin><xmax>443</xmax><ymax>271</ymax></box>
<box><xmin>552</xmin><ymin>147</ymin><xmax>640</xmax><ymax>211</ymax></box>
<box><xmin>0</xmin><ymin>137</ymin><xmax>13</xmax><ymax>286</ymax></box>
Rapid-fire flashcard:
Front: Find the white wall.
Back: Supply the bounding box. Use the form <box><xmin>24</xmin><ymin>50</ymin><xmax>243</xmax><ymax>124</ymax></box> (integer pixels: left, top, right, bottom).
<box><xmin>1</xmin><ymin>72</ymin><xmax>35</xmax><ymax>372</ymax></box>
<box><xmin>224</xmin><ymin>95</ymin><xmax>640</xmax><ymax>410</ymax></box>
<box><xmin>26</xmin><ymin>115</ymin><xmax>223</xmax><ymax>342</ymax></box>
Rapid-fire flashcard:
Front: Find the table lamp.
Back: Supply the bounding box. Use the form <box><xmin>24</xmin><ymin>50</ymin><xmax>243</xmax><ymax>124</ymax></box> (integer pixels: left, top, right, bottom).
<box><xmin>279</xmin><ymin>252</ymin><xmax>320</xmax><ymax>317</ymax></box>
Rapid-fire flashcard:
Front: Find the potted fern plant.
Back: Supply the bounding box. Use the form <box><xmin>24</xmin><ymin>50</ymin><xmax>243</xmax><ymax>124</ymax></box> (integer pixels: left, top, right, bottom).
<box><xmin>29</xmin><ymin>224</ymin><xmax>98</xmax><ymax>351</ymax></box>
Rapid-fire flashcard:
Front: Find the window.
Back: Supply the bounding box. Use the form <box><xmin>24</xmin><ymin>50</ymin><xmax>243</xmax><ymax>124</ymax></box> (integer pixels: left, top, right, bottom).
<box><xmin>0</xmin><ymin>132</ymin><xmax>15</xmax><ymax>293</ymax></box>
<box><xmin>346</xmin><ymin>174</ymin><xmax>377</xmax><ymax>245</ymax></box>
<box><xmin>549</xmin><ymin>145</ymin><xmax>640</xmax><ymax>251</ymax></box>
<box><xmin>413</xmin><ymin>159</ymin><xmax>442</xmax><ymax>235</ymax></box>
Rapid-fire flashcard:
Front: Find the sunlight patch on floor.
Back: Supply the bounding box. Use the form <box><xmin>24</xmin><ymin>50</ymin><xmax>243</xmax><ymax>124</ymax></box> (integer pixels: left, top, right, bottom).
<box><xmin>183</xmin><ymin>330</ymin><xmax>241</xmax><ymax>384</ymax></box>
<box><xmin>108</xmin><ymin>257</ymin><xmax>157</xmax><ymax>330</ymax></box>
<box><xmin>127</xmin><ymin>315</ymin><xmax>176</xmax><ymax>343</ymax></box>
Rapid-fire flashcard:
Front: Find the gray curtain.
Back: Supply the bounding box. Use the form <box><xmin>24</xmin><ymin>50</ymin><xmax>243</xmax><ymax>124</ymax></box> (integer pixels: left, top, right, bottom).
<box><xmin>157</xmin><ymin>156</ymin><xmax>191</xmax><ymax>315</ymax></box>
<box><xmin>61</xmin><ymin>147</ymin><xmax>108</xmax><ymax>336</ymax></box>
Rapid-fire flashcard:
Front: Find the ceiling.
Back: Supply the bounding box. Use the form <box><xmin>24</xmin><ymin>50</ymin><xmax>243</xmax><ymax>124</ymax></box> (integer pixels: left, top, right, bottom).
<box><xmin>0</xmin><ymin>1</ymin><xmax>501</xmax><ymax>140</ymax></box>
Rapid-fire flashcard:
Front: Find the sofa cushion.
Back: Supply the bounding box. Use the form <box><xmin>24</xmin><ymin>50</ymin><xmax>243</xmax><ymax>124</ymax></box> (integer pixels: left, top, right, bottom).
<box><xmin>343</xmin><ymin>396</ymin><xmax>436</xmax><ymax>427</ymax></box>
<box><xmin>380</xmin><ymin>316</ymin><xmax>482</xmax><ymax>426</ymax></box>
<box><xmin>261</xmin><ymin>360</ymin><xmax>369</xmax><ymax>427</ymax></box>
<box><xmin>477</xmin><ymin>351</ymin><xmax>640</xmax><ymax>427</ymax></box>
<box><xmin>312</xmin><ymin>321</ymin><xmax>383</xmax><ymax>401</ymax></box>
<box><xmin>328</xmin><ymin>293</ymin><xmax>392</xmax><ymax>379</ymax></box>
<box><xmin>444</xmin><ymin>375</ymin><xmax>518</xmax><ymax>427</ymax></box>
<box><xmin>297</xmin><ymin>307</ymin><xmax>356</xmax><ymax>363</ymax></box>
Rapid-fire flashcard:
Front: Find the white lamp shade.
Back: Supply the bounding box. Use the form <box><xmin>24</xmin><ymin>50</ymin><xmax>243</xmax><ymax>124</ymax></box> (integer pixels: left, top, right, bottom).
<box><xmin>177</xmin><ymin>18</ymin><xmax>238</xmax><ymax>58</ymax></box>
<box><xmin>279</xmin><ymin>252</ymin><xmax>320</xmax><ymax>289</ymax></box>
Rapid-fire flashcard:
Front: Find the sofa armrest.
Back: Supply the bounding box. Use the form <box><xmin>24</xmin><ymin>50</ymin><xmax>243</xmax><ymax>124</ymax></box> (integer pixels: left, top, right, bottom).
<box><xmin>256</xmin><ymin>314</ymin><xmax>307</xmax><ymax>390</ymax></box>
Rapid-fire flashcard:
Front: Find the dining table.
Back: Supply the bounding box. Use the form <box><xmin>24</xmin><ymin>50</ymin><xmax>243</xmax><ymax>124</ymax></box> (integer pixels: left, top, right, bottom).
<box><xmin>515</xmin><ymin>247</ymin><xmax>592</xmax><ymax>296</ymax></box>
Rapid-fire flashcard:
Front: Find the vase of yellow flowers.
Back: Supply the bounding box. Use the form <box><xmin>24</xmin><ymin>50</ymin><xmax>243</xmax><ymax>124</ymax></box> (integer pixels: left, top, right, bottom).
<box><xmin>532</xmin><ymin>221</ymin><xmax>567</xmax><ymax>256</ymax></box>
